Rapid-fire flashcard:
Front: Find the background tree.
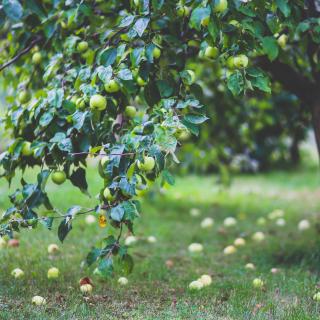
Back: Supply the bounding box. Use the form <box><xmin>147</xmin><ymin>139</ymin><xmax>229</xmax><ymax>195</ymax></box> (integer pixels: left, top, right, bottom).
<box><xmin>0</xmin><ymin>0</ymin><xmax>318</xmax><ymax>277</ymax></box>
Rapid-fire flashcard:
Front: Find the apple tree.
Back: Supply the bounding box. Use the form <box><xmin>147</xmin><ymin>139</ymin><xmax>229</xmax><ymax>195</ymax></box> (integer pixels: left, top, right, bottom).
<box><xmin>0</xmin><ymin>0</ymin><xmax>318</xmax><ymax>277</ymax></box>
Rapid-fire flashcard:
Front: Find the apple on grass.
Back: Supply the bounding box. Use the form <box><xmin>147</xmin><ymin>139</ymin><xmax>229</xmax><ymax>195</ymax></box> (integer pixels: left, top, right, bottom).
<box><xmin>48</xmin><ymin>243</ymin><xmax>59</xmax><ymax>254</ymax></box>
<box><xmin>252</xmin><ymin>278</ymin><xmax>264</xmax><ymax>288</ymax></box>
<box><xmin>11</xmin><ymin>268</ymin><xmax>24</xmax><ymax>278</ymax></box>
<box><xmin>198</xmin><ymin>274</ymin><xmax>212</xmax><ymax>286</ymax></box>
<box><xmin>47</xmin><ymin>267</ymin><xmax>59</xmax><ymax>279</ymax></box>
<box><xmin>118</xmin><ymin>277</ymin><xmax>129</xmax><ymax>286</ymax></box>
<box><xmin>51</xmin><ymin>171</ymin><xmax>66</xmax><ymax>185</ymax></box>
<box><xmin>80</xmin><ymin>284</ymin><xmax>93</xmax><ymax>294</ymax></box>
<box><xmin>8</xmin><ymin>239</ymin><xmax>19</xmax><ymax>247</ymax></box>
<box><xmin>32</xmin><ymin>296</ymin><xmax>46</xmax><ymax>306</ymax></box>
<box><xmin>189</xmin><ymin>280</ymin><xmax>203</xmax><ymax>291</ymax></box>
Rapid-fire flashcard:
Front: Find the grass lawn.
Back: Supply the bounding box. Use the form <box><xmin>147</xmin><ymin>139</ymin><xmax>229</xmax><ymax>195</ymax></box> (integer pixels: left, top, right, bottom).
<box><xmin>1</xmin><ymin>163</ymin><xmax>320</xmax><ymax>319</ymax></box>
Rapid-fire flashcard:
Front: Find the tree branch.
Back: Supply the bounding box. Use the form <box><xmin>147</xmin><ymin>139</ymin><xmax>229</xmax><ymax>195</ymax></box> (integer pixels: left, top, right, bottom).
<box><xmin>258</xmin><ymin>57</ymin><xmax>317</xmax><ymax>106</ymax></box>
<box><xmin>0</xmin><ymin>36</ymin><xmax>42</xmax><ymax>72</ymax></box>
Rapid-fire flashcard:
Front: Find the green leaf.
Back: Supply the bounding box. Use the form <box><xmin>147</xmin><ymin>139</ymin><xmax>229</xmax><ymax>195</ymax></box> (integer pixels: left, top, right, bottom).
<box><xmin>118</xmin><ymin>68</ymin><xmax>133</xmax><ymax>80</ymax></box>
<box><xmin>156</xmin><ymin>80</ymin><xmax>173</xmax><ymax>98</ymax></box>
<box><xmin>162</xmin><ymin>170</ymin><xmax>175</xmax><ymax>186</ymax></box>
<box><xmin>96</xmin><ymin>65</ymin><xmax>113</xmax><ymax>83</ymax></box>
<box><xmin>117</xmin><ymin>254</ymin><xmax>134</xmax><ymax>275</ymax></box>
<box><xmin>184</xmin><ymin>114</ymin><xmax>208</xmax><ymax>124</ymax></box>
<box><xmin>69</xmin><ymin>168</ymin><xmax>88</xmax><ymax>193</ymax></box>
<box><xmin>133</xmin><ymin>17</ymin><xmax>149</xmax><ymax>37</ymax></box>
<box><xmin>58</xmin><ymin>217</ymin><xmax>72</xmax><ymax>242</ymax></box>
<box><xmin>261</xmin><ymin>36</ymin><xmax>279</xmax><ymax>61</ymax></box>
<box><xmin>119</xmin><ymin>15</ymin><xmax>135</xmax><ymax>28</ymax></box>
<box><xmin>40</xmin><ymin>217</ymin><xmax>54</xmax><ymax>230</ymax></box>
<box><xmin>122</xmin><ymin>201</ymin><xmax>138</xmax><ymax>221</ymax></box>
<box><xmin>250</xmin><ymin>75</ymin><xmax>271</xmax><ymax>93</ymax></box>
<box><xmin>39</xmin><ymin>111</ymin><xmax>54</xmax><ymax>127</ymax></box>
<box><xmin>227</xmin><ymin>71</ymin><xmax>244</xmax><ymax>95</ymax></box>
<box><xmin>276</xmin><ymin>0</ymin><xmax>291</xmax><ymax>17</ymax></box>
<box><xmin>99</xmin><ymin>48</ymin><xmax>117</xmax><ymax>66</ymax></box>
<box><xmin>98</xmin><ymin>258</ymin><xmax>113</xmax><ymax>278</ymax></box>
<box><xmin>3</xmin><ymin>0</ymin><xmax>23</xmax><ymax>21</ymax></box>
<box><xmin>58</xmin><ymin>138</ymin><xmax>73</xmax><ymax>153</ymax></box>
<box><xmin>86</xmin><ymin>248</ymin><xmax>101</xmax><ymax>266</ymax></box>
<box><xmin>190</xmin><ymin>6</ymin><xmax>210</xmax><ymax>31</ymax></box>
<box><xmin>110</xmin><ymin>205</ymin><xmax>124</xmax><ymax>222</ymax></box>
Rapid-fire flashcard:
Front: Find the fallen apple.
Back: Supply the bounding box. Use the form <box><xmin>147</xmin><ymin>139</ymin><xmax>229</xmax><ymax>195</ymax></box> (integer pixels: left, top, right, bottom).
<box><xmin>47</xmin><ymin>267</ymin><xmax>59</xmax><ymax>279</ymax></box>
<box><xmin>118</xmin><ymin>277</ymin><xmax>129</xmax><ymax>286</ymax></box>
<box><xmin>48</xmin><ymin>243</ymin><xmax>59</xmax><ymax>254</ymax></box>
<box><xmin>32</xmin><ymin>296</ymin><xmax>46</xmax><ymax>306</ymax></box>
<box><xmin>11</xmin><ymin>268</ymin><xmax>24</xmax><ymax>278</ymax></box>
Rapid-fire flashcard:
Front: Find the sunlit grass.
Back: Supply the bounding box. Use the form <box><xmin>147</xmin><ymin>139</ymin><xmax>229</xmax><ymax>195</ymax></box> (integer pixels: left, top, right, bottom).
<box><xmin>0</xmin><ymin>164</ymin><xmax>320</xmax><ymax>319</ymax></box>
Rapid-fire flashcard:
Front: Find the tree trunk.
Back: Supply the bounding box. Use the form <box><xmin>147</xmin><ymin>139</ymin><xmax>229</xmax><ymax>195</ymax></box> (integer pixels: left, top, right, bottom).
<box><xmin>312</xmin><ymin>97</ymin><xmax>320</xmax><ymax>158</ymax></box>
<box><xmin>290</xmin><ymin>136</ymin><xmax>300</xmax><ymax>165</ymax></box>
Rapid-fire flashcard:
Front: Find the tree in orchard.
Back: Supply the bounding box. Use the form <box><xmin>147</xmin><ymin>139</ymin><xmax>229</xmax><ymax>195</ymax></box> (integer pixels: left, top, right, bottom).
<box><xmin>0</xmin><ymin>0</ymin><xmax>318</xmax><ymax>277</ymax></box>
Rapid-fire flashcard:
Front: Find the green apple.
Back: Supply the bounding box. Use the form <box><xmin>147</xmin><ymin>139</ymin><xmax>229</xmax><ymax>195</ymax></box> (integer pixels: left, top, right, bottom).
<box><xmin>226</xmin><ymin>56</ymin><xmax>235</xmax><ymax>69</ymax></box>
<box><xmin>11</xmin><ymin>268</ymin><xmax>24</xmax><ymax>279</ymax></box>
<box><xmin>80</xmin><ymin>284</ymin><xmax>93</xmax><ymax>293</ymax></box>
<box><xmin>90</xmin><ymin>94</ymin><xmax>107</xmax><ymax>110</ymax></box>
<box><xmin>252</xmin><ymin>278</ymin><xmax>264</xmax><ymax>288</ymax></box>
<box><xmin>213</xmin><ymin>0</ymin><xmax>228</xmax><ymax>13</ymax></box>
<box><xmin>77</xmin><ymin>41</ymin><xmax>88</xmax><ymax>53</ymax></box>
<box><xmin>137</xmin><ymin>156</ymin><xmax>155</xmax><ymax>172</ymax></box>
<box><xmin>32</xmin><ymin>296</ymin><xmax>46</xmax><ymax>305</ymax></box>
<box><xmin>51</xmin><ymin>171</ymin><xmax>66</xmax><ymax>185</ymax></box>
<box><xmin>201</xmin><ymin>16</ymin><xmax>210</xmax><ymax>27</ymax></box>
<box><xmin>277</xmin><ymin>34</ymin><xmax>288</xmax><ymax>49</ymax></box>
<box><xmin>104</xmin><ymin>79</ymin><xmax>120</xmax><ymax>93</ymax></box>
<box><xmin>177</xmin><ymin>6</ymin><xmax>190</xmax><ymax>17</ymax></box>
<box><xmin>204</xmin><ymin>46</ymin><xmax>219</xmax><ymax>59</ymax></box>
<box><xmin>21</xmin><ymin>142</ymin><xmax>33</xmax><ymax>156</ymax></box>
<box><xmin>233</xmin><ymin>54</ymin><xmax>248</xmax><ymax>68</ymax></box>
<box><xmin>153</xmin><ymin>47</ymin><xmax>161</xmax><ymax>59</ymax></box>
<box><xmin>70</xmin><ymin>95</ymin><xmax>79</xmax><ymax>105</ymax></box>
<box><xmin>229</xmin><ymin>19</ymin><xmax>240</xmax><ymax>27</ymax></box>
<box><xmin>125</xmin><ymin>106</ymin><xmax>136</xmax><ymax>118</ymax></box>
<box><xmin>47</xmin><ymin>267</ymin><xmax>59</xmax><ymax>279</ymax></box>
<box><xmin>187</xmin><ymin>40</ymin><xmax>200</xmax><ymax>48</ymax></box>
<box><xmin>137</xmin><ymin>76</ymin><xmax>147</xmax><ymax>87</ymax></box>
<box><xmin>76</xmin><ymin>98</ymin><xmax>85</xmax><ymax>109</ymax></box>
<box><xmin>18</xmin><ymin>90</ymin><xmax>30</xmax><ymax>104</ymax></box>
<box><xmin>120</xmin><ymin>34</ymin><xmax>130</xmax><ymax>42</ymax></box>
<box><xmin>32</xmin><ymin>52</ymin><xmax>42</xmax><ymax>65</ymax></box>
<box><xmin>186</xmin><ymin>70</ymin><xmax>196</xmax><ymax>84</ymax></box>
<box><xmin>103</xmin><ymin>187</ymin><xmax>114</xmax><ymax>201</ymax></box>
<box><xmin>47</xmin><ymin>243</ymin><xmax>59</xmax><ymax>254</ymax></box>
<box><xmin>98</xmin><ymin>156</ymin><xmax>110</xmax><ymax>178</ymax></box>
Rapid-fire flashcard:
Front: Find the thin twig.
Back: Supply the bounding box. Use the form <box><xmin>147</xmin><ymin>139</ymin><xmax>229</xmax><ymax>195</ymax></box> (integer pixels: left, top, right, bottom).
<box><xmin>0</xmin><ymin>36</ymin><xmax>42</xmax><ymax>72</ymax></box>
